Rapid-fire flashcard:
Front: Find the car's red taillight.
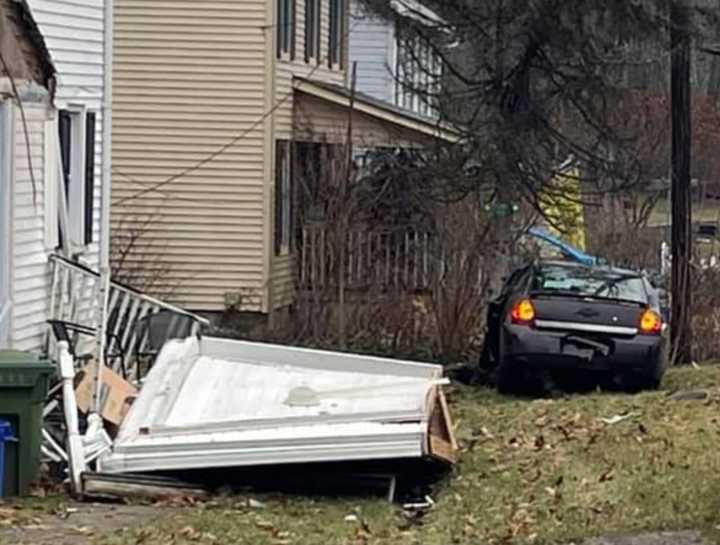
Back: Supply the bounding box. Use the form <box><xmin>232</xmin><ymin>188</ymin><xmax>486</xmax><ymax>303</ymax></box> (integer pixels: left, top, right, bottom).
<box><xmin>639</xmin><ymin>308</ymin><xmax>662</xmax><ymax>335</ymax></box>
<box><xmin>511</xmin><ymin>298</ymin><xmax>536</xmax><ymax>325</ymax></box>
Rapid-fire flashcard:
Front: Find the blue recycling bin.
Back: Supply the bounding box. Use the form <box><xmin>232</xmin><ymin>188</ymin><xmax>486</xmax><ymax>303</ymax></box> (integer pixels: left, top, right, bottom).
<box><xmin>0</xmin><ymin>420</ymin><xmax>16</xmax><ymax>498</ymax></box>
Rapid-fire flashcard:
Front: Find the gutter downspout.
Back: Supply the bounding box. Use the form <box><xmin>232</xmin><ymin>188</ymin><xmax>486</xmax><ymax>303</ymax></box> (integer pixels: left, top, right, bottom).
<box><xmin>92</xmin><ymin>0</ymin><xmax>114</xmax><ymax>471</ymax></box>
<box><xmin>101</xmin><ymin>0</ymin><xmax>113</xmax><ymax>274</ymax></box>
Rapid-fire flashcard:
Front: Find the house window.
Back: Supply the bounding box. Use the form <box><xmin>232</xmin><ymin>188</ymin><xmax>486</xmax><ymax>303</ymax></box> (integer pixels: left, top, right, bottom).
<box><xmin>328</xmin><ymin>0</ymin><xmax>345</xmax><ymax>68</ymax></box>
<box><xmin>275</xmin><ymin>141</ymin><xmax>293</xmax><ymax>255</ymax></box>
<box><xmin>277</xmin><ymin>0</ymin><xmax>296</xmax><ymax>59</ymax></box>
<box><xmin>305</xmin><ymin>0</ymin><xmax>322</xmax><ymax>62</ymax></box>
<box><xmin>394</xmin><ymin>32</ymin><xmax>442</xmax><ymax>117</ymax></box>
<box><xmin>58</xmin><ymin>108</ymin><xmax>96</xmax><ymax>247</ymax></box>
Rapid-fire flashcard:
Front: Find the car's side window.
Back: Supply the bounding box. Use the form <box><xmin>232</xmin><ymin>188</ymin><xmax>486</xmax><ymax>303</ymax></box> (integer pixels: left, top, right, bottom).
<box><xmin>502</xmin><ymin>267</ymin><xmax>530</xmax><ymax>297</ymax></box>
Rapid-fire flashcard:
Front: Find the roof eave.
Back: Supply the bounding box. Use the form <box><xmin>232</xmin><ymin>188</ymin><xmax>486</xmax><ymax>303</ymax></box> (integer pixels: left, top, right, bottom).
<box><xmin>293</xmin><ymin>77</ymin><xmax>460</xmax><ymax>143</ymax></box>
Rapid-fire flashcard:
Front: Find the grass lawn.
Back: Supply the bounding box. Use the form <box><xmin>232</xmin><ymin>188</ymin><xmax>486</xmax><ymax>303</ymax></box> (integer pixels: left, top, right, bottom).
<box><xmin>7</xmin><ymin>365</ymin><xmax>720</xmax><ymax>545</ymax></box>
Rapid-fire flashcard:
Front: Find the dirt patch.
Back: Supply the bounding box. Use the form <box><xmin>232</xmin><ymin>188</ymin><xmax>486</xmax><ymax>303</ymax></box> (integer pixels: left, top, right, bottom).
<box><xmin>0</xmin><ymin>502</ymin><xmax>168</xmax><ymax>545</ymax></box>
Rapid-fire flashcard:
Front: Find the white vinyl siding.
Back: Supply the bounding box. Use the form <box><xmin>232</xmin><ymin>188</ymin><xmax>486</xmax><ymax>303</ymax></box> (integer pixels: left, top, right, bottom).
<box><xmin>26</xmin><ymin>0</ymin><xmax>107</xmax><ymax>269</ymax></box>
<box><xmin>5</xmin><ymin>0</ymin><xmax>109</xmax><ymax>352</ymax></box>
<box><xmin>0</xmin><ymin>101</ymin><xmax>12</xmax><ymax>347</ymax></box>
<box><xmin>348</xmin><ymin>1</ymin><xmax>395</xmax><ymax>103</ymax></box>
<box><xmin>10</xmin><ymin>102</ymin><xmax>51</xmax><ymax>353</ymax></box>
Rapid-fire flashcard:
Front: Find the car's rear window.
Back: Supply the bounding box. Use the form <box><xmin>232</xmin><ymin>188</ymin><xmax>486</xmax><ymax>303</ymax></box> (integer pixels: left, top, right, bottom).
<box><xmin>532</xmin><ymin>265</ymin><xmax>647</xmax><ymax>303</ymax></box>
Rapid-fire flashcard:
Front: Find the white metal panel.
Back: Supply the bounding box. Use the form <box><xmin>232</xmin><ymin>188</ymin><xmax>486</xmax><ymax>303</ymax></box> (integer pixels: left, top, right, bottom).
<box><xmin>0</xmin><ymin>101</ymin><xmax>13</xmax><ymax>347</ymax></box>
<box><xmin>102</xmin><ymin>337</ymin><xmax>445</xmax><ymax>473</ymax></box>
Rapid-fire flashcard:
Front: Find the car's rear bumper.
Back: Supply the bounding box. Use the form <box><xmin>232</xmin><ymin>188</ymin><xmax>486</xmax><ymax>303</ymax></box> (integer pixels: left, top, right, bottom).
<box><xmin>502</xmin><ymin>324</ymin><xmax>665</xmax><ymax>372</ymax></box>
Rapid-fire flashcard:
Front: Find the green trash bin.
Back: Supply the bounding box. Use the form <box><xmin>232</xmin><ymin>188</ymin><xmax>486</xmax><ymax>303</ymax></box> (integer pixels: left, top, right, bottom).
<box><xmin>0</xmin><ymin>351</ymin><xmax>55</xmax><ymax>496</ymax></box>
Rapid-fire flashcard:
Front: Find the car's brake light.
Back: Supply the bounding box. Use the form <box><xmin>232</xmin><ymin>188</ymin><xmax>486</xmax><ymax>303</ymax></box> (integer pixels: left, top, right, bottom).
<box><xmin>511</xmin><ymin>298</ymin><xmax>536</xmax><ymax>325</ymax></box>
<box><xmin>639</xmin><ymin>308</ymin><xmax>662</xmax><ymax>335</ymax></box>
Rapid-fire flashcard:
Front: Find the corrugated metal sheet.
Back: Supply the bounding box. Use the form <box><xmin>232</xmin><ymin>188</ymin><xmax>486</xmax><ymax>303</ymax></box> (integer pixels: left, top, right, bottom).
<box><xmin>101</xmin><ymin>336</ymin><xmax>450</xmax><ymax>473</ymax></box>
<box><xmin>112</xmin><ymin>0</ymin><xmax>269</xmax><ymax>312</ymax></box>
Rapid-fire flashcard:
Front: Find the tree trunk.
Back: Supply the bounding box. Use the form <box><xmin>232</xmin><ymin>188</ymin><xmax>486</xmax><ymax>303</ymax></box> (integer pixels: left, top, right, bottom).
<box><xmin>670</xmin><ymin>0</ymin><xmax>693</xmax><ymax>363</ymax></box>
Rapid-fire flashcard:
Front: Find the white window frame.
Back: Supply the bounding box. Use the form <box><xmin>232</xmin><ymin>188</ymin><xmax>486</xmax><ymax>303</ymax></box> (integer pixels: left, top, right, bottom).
<box><xmin>393</xmin><ymin>31</ymin><xmax>442</xmax><ymax>118</ymax></box>
<box><xmin>0</xmin><ymin>100</ymin><xmax>14</xmax><ymax>347</ymax></box>
<box><xmin>58</xmin><ymin>105</ymin><xmax>88</xmax><ymax>250</ymax></box>
<box><xmin>275</xmin><ymin>141</ymin><xmax>292</xmax><ymax>256</ymax></box>
<box><xmin>44</xmin><ymin>117</ymin><xmax>59</xmax><ymax>249</ymax></box>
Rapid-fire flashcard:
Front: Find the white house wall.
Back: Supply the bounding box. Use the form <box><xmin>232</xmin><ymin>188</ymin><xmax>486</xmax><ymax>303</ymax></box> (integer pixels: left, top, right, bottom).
<box><xmin>27</xmin><ymin>0</ymin><xmax>107</xmax><ymax>269</ymax></box>
<box><xmin>7</xmin><ymin>0</ymin><xmax>109</xmax><ymax>352</ymax></box>
<box><xmin>349</xmin><ymin>1</ymin><xmax>396</xmax><ymax>104</ymax></box>
<box><xmin>11</xmin><ymin>101</ymin><xmax>52</xmax><ymax>352</ymax></box>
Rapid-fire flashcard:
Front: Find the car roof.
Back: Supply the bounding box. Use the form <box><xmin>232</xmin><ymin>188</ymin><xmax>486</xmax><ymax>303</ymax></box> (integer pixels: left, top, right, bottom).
<box><xmin>534</xmin><ymin>259</ymin><xmax>642</xmax><ymax>277</ymax></box>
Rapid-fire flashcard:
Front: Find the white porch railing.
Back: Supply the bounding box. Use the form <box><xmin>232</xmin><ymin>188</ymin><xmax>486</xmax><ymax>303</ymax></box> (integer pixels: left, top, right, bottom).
<box><xmin>47</xmin><ymin>254</ymin><xmax>210</xmax><ymax>381</ymax></box>
<box><xmin>298</xmin><ymin>226</ymin><xmax>486</xmax><ymax>293</ymax></box>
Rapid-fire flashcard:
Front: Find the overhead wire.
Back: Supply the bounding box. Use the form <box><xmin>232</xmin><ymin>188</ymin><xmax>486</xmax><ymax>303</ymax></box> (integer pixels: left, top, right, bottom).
<box><xmin>112</xmin><ymin>18</ymin><xmax>363</xmax><ymax>206</ymax></box>
<box><xmin>0</xmin><ymin>50</ymin><xmax>39</xmax><ymax>205</ymax></box>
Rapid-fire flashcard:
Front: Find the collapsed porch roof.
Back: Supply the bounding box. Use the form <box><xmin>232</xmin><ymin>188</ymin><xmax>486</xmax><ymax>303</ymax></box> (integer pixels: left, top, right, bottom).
<box><xmin>100</xmin><ymin>337</ymin><xmax>457</xmax><ymax>473</ymax></box>
<box><xmin>292</xmin><ymin>77</ymin><xmax>459</xmax><ymax>144</ymax></box>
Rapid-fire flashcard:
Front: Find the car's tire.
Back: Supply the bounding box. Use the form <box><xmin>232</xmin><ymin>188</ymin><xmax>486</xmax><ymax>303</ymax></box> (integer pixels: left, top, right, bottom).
<box><xmin>478</xmin><ymin>340</ymin><xmax>494</xmax><ymax>370</ymax></box>
<box><xmin>496</xmin><ymin>358</ymin><xmax>517</xmax><ymax>394</ymax></box>
<box><xmin>622</xmin><ymin>348</ymin><xmax>667</xmax><ymax>392</ymax></box>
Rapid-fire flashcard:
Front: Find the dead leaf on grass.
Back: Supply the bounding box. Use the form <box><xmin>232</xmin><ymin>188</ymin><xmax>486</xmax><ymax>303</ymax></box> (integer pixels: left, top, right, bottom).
<box><xmin>71</xmin><ymin>525</ymin><xmax>95</xmax><ymax>536</ymax></box>
<box><xmin>599</xmin><ymin>468</ymin><xmax>615</xmax><ymax>483</ymax></box>
<box><xmin>179</xmin><ymin>525</ymin><xmax>202</xmax><ymax>540</ymax></box>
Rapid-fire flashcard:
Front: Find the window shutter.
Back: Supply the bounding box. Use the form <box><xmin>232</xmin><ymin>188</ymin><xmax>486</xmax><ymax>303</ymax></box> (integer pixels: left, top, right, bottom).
<box><xmin>289</xmin><ymin>142</ymin><xmax>295</xmax><ymax>251</ymax></box>
<box><xmin>274</xmin><ymin>141</ymin><xmax>283</xmax><ymax>256</ymax></box>
<box><xmin>290</xmin><ymin>0</ymin><xmax>297</xmax><ymax>60</ymax></box>
<box><xmin>58</xmin><ymin>110</ymin><xmax>72</xmax><ymax>196</ymax></box>
<box><xmin>304</xmin><ymin>0</ymin><xmax>312</xmax><ymax>62</ymax></box>
<box><xmin>84</xmin><ymin>112</ymin><xmax>96</xmax><ymax>245</ymax></box>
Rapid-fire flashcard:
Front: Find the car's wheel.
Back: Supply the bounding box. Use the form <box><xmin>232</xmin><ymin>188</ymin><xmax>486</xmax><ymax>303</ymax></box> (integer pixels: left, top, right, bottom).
<box><xmin>496</xmin><ymin>358</ymin><xmax>517</xmax><ymax>394</ymax></box>
<box><xmin>622</xmin><ymin>349</ymin><xmax>667</xmax><ymax>392</ymax></box>
<box><xmin>478</xmin><ymin>340</ymin><xmax>494</xmax><ymax>370</ymax></box>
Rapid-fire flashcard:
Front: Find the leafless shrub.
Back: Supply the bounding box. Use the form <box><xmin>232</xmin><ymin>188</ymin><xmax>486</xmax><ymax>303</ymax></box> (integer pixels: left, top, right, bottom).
<box><xmin>110</xmin><ymin>211</ymin><xmax>179</xmax><ymax>299</ymax></box>
<box><xmin>585</xmin><ymin>191</ymin><xmax>664</xmax><ymax>271</ymax></box>
<box><xmin>691</xmin><ymin>266</ymin><xmax>720</xmax><ymax>362</ymax></box>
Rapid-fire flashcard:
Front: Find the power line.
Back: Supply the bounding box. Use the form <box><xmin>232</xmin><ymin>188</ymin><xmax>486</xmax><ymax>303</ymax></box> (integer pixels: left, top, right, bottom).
<box><xmin>0</xmin><ymin>50</ymin><xmax>39</xmax><ymax>205</ymax></box>
<box><xmin>112</xmin><ymin>21</ymin><xmax>360</xmax><ymax>206</ymax></box>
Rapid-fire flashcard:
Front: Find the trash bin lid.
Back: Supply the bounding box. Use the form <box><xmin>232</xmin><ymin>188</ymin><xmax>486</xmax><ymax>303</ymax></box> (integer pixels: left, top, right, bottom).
<box><xmin>0</xmin><ymin>420</ymin><xmax>15</xmax><ymax>441</ymax></box>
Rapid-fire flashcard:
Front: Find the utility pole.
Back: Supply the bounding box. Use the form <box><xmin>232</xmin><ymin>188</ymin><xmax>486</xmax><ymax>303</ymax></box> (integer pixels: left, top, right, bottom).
<box><xmin>338</xmin><ymin>62</ymin><xmax>357</xmax><ymax>348</ymax></box>
<box><xmin>670</xmin><ymin>0</ymin><xmax>692</xmax><ymax>363</ymax></box>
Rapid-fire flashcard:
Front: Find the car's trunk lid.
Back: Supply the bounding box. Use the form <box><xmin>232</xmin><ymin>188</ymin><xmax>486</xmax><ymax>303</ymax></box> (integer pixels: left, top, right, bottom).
<box><xmin>530</xmin><ymin>293</ymin><xmax>645</xmax><ymax>335</ymax></box>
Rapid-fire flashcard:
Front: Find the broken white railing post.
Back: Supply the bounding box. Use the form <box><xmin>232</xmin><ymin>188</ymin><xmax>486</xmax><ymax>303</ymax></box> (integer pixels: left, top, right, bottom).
<box><xmin>57</xmin><ymin>341</ymin><xmax>86</xmax><ymax>495</ymax></box>
<box><xmin>92</xmin><ymin>267</ymin><xmax>111</xmax><ymax>472</ymax></box>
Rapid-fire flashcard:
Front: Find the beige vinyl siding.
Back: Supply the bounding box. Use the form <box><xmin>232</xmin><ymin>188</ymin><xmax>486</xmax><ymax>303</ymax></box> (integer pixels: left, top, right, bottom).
<box><xmin>294</xmin><ymin>91</ymin><xmax>431</xmax><ymax>146</ymax></box>
<box><xmin>271</xmin><ymin>255</ymin><xmax>295</xmax><ymax>309</ymax></box>
<box><xmin>11</xmin><ymin>102</ymin><xmax>51</xmax><ymax>352</ymax></box>
<box><xmin>112</xmin><ymin>0</ymin><xmax>269</xmax><ymax>312</ymax></box>
<box><xmin>273</xmin><ymin>0</ymin><xmax>347</xmax><ymax>140</ymax></box>
<box><xmin>268</xmin><ymin>0</ymin><xmax>349</xmax><ymax>309</ymax></box>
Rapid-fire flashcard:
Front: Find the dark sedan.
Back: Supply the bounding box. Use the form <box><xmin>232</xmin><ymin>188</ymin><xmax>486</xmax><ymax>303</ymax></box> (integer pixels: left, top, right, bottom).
<box><xmin>480</xmin><ymin>260</ymin><xmax>667</xmax><ymax>392</ymax></box>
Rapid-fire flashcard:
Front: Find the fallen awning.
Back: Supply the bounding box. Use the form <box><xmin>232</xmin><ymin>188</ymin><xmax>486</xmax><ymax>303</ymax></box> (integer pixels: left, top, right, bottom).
<box><xmin>99</xmin><ymin>337</ymin><xmax>458</xmax><ymax>473</ymax></box>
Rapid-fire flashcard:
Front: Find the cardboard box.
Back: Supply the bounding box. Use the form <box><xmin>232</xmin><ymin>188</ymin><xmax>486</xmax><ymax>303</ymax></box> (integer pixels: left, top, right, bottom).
<box><xmin>75</xmin><ymin>363</ymin><xmax>138</xmax><ymax>426</ymax></box>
